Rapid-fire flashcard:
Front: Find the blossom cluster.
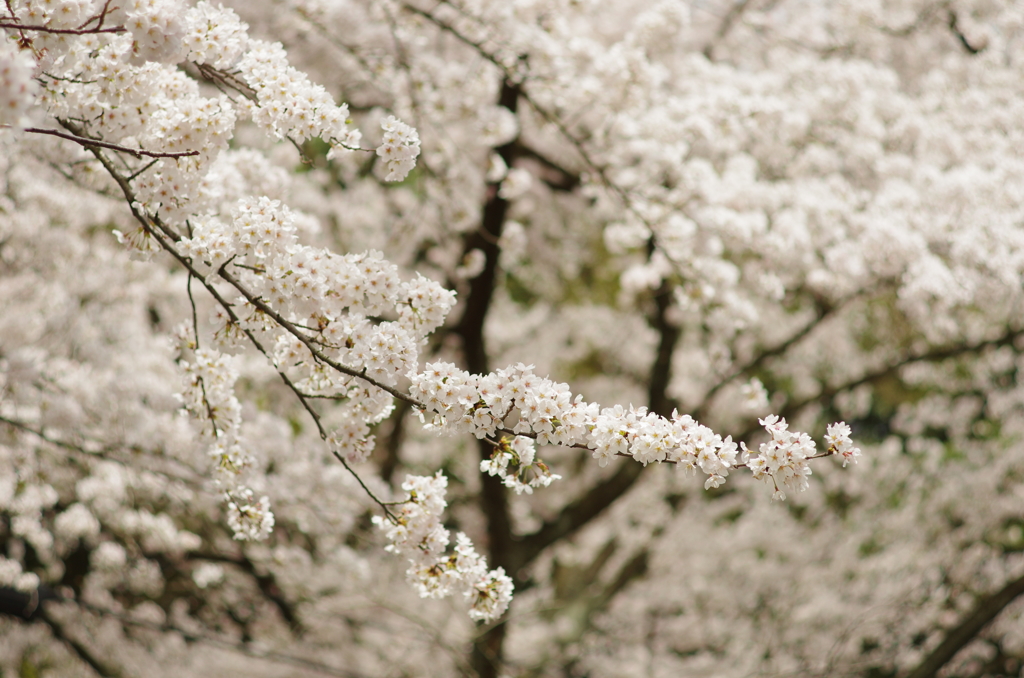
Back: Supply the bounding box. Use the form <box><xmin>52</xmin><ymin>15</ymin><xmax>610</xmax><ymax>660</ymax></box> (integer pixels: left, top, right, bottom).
<box><xmin>179</xmin><ymin>196</ymin><xmax>459</xmax><ymax>486</ymax></box>
<box><xmin>176</xmin><ymin>346</ymin><xmax>272</xmax><ymax>540</ymax></box>
<box><xmin>177</xmin><ymin>348</ymin><xmax>243</xmax><ymax>445</ymax></box>
<box><xmin>10</xmin><ymin>1</ymin><xmax>418</xmax><ymax>227</ymax></box>
<box><xmin>412</xmin><ymin>362</ymin><xmax>727</xmax><ymax>480</ymax></box>
<box><xmin>481</xmin><ymin>435</ymin><xmax>562</xmax><ymax>495</ymax></box>
<box><xmin>326</xmin><ymin>411</ymin><xmax>376</xmax><ymax>464</ymax></box>
<box><xmin>183</xmin><ymin>198</ymin><xmax>455</xmax><ymax>395</ymax></box>
<box><xmin>24</xmin><ymin>3</ymin><xmax>239</xmax><ymax>224</ymax></box>
<box><xmin>743</xmin><ymin>415</ymin><xmax>860</xmax><ymax>500</ymax></box>
<box><xmin>224</xmin><ymin>487</ymin><xmax>275</xmax><ymax>541</ymax></box>
<box><xmin>825</xmin><ymin>421</ymin><xmax>862</xmax><ymax>468</ymax></box>
<box><xmin>181</xmin><ymin>1</ymin><xmax>249</xmax><ymax>68</ymax></box>
<box><xmin>743</xmin><ymin>415</ymin><xmax>813</xmax><ymax>500</ymax></box>
<box><xmin>237</xmin><ymin>38</ymin><xmax>361</xmax><ymax>147</ymax></box>
<box><xmin>14</xmin><ymin>0</ymin><xmax>187</xmax><ymax>64</ymax></box>
<box><xmin>7</xmin><ymin>0</ymin><xmax>94</xmax><ymax>29</ymax></box>
<box><xmin>373</xmin><ymin>474</ymin><xmax>514</xmax><ymax>622</ymax></box>
<box><xmin>130</xmin><ymin>93</ymin><xmax>237</xmax><ymax>222</ymax></box>
<box><xmin>119</xmin><ymin>0</ymin><xmax>189</xmax><ymax>64</ymax></box>
<box><xmin>412</xmin><ymin>361</ymin><xmax>859</xmax><ymax>496</ymax></box>
<box><xmin>411</xmin><ymin>361</ymin><xmax>593</xmax><ymax>447</ymax></box>
<box><xmin>374</xmin><ymin>115</ymin><xmax>421</xmax><ymax>182</ymax></box>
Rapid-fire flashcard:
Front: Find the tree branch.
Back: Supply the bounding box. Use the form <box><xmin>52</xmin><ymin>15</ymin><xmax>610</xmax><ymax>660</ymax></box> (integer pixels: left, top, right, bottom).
<box><xmin>702</xmin><ymin>0</ymin><xmax>754</xmax><ymax>61</ymax></box>
<box><xmin>693</xmin><ymin>286</ymin><xmax>876</xmax><ymax>421</ymax></box>
<box><xmin>511</xmin><ymin>461</ymin><xmax>644</xmax><ymax>577</ymax></box>
<box><xmin>0</xmin><ymin>21</ymin><xmax>124</xmax><ymax>35</ymax></box>
<box><xmin>68</xmin><ymin>120</ymin><xmax>402</xmax><ymax>519</ymax></box>
<box><xmin>514</xmin><ymin>141</ymin><xmax>580</xmax><ymax>192</ymax></box>
<box><xmin>25</xmin><ymin>127</ymin><xmax>199</xmax><ymax>159</ymax></box>
<box><xmin>902</xmin><ymin>570</ymin><xmax>1024</xmax><ymax>678</ymax></box>
<box><xmin>38</xmin><ymin>604</ymin><xmax>127</xmax><ymax>678</ymax></box>
<box><xmin>744</xmin><ymin>326</ymin><xmax>1024</xmax><ymax>440</ymax></box>
<box><xmin>947</xmin><ymin>10</ymin><xmax>984</xmax><ymax>55</ymax></box>
<box><xmin>186</xmin><ymin>551</ymin><xmax>303</xmax><ymax>632</ymax></box>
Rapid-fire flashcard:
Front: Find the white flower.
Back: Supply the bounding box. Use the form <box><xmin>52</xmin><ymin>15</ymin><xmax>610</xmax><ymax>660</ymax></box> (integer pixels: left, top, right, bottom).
<box><xmin>826</xmin><ymin>421</ymin><xmax>862</xmax><ymax>467</ymax></box>
<box><xmin>225</xmin><ymin>488</ymin><xmax>274</xmax><ymax>541</ymax></box>
<box><xmin>704</xmin><ymin>474</ymin><xmax>725</xmax><ymax>490</ymax></box>
<box><xmin>374</xmin><ymin>474</ymin><xmax>513</xmax><ymax>622</ymax></box>
<box><xmin>375</xmin><ymin>115</ymin><xmax>420</xmax><ymax>181</ymax></box>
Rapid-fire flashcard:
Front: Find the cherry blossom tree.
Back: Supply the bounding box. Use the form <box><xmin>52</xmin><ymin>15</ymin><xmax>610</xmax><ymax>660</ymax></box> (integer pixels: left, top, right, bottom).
<box><xmin>2</xmin><ymin>0</ymin><xmax>1024</xmax><ymax>677</ymax></box>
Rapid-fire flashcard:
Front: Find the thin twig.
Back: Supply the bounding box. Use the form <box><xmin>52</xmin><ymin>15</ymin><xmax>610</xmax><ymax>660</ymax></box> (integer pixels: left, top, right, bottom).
<box><xmin>126</xmin><ymin>157</ymin><xmax>159</xmax><ymax>182</ymax></box>
<box><xmin>81</xmin><ymin>0</ymin><xmax>116</xmax><ymax>31</ymax></box>
<box><xmin>331</xmin><ymin>451</ymin><xmax>397</xmax><ymax>522</ymax></box>
<box><xmin>0</xmin><ymin>20</ymin><xmax>124</xmax><ymax>34</ymax></box>
<box><xmin>217</xmin><ymin>266</ymin><xmax>425</xmax><ymax>407</ymax></box>
<box><xmin>24</xmin><ymin>127</ymin><xmax>199</xmax><ymax>159</ymax></box>
<box><xmin>187</xmin><ymin>271</ymin><xmax>201</xmax><ymax>349</ymax></box>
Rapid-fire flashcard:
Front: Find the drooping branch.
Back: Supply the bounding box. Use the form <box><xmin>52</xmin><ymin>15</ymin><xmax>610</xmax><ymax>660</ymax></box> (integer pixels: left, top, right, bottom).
<box><xmin>71</xmin><ymin>123</ymin><xmax>405</xmax><ymax>520</ymax></box>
